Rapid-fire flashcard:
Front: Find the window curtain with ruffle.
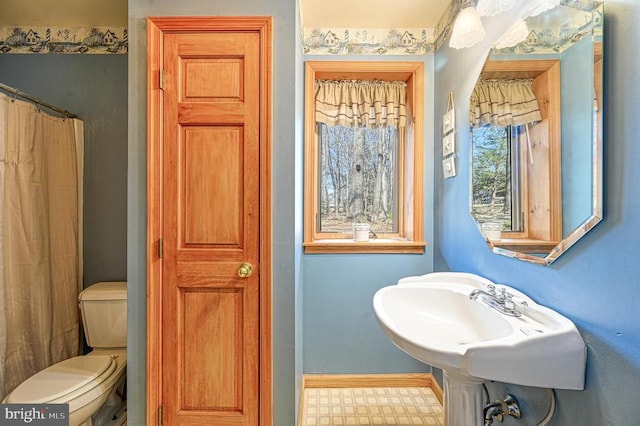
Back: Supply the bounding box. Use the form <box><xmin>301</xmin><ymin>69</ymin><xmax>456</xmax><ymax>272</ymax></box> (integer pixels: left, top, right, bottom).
<box><xmin>470</xmin><ymin>78</ymin><xmax>542</xmax><ymax>128</ymax></box>
<box><xmin>315</xmin><ymin>80</ymin><xmax>407</xmax><ymax>129</ymax></box>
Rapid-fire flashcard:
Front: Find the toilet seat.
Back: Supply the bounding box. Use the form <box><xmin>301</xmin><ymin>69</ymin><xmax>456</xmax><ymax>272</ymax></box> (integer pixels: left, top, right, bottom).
<box><xmin>5</xmin><ymin>355</ymin><xmax>116</xmax><ymax>404</ymax></box>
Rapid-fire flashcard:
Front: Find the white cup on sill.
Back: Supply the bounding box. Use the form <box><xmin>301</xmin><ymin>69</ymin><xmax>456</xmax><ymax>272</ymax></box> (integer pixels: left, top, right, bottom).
<box><xmin>353</xmin><ymin>223</ymin><xmax>370</xmax><ymax>242</ymax></box>
<box><xmin>482</xmin><ymin>222</ymin><xmax>502</xmax><ymax>240</ymax></box>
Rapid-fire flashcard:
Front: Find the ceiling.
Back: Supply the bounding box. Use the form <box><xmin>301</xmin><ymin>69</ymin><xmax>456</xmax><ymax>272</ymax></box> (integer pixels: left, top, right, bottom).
<box><xmin>0</xmin><ymin>0</ymin><xmax>451</xmax><ymax>30</ymax></box>
<box><xmin>300</xmin><ymin>0</ymin><xmax>452</xmax><ymax>29</ymax></box>
<box><xmin>0</xmin><ymin>0</ymin><xmax>127</xmax><ymax>27</ymax></box>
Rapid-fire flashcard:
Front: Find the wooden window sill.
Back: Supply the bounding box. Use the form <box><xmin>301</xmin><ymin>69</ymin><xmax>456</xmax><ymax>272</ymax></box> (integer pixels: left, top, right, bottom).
<box><xmin>490</xmin><ymin>238</ymin><xmax>559</xmax><ymax>253</ymax></box>
<box><xmin>303</xmin><ymin>239</ymin><xmax>427</xmax><ymax>254</ymax></box>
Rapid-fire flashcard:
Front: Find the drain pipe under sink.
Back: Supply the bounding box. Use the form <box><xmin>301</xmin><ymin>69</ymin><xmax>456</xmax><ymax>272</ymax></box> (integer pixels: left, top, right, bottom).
<box><xmin>536</xmin><ymin>389</ymin><xmax>556</xmax><ymax>426</ymax></box>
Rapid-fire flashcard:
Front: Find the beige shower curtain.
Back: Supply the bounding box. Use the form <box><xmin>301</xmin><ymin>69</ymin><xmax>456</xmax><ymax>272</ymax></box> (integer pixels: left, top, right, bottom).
<box><xmin>0</xmin><ymin>93</ymin><xmax>83</xmax><ymax>399</ymax></box>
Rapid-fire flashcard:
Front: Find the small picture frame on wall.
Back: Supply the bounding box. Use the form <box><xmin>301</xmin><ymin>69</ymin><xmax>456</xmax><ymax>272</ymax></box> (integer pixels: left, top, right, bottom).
<box><xmin>443</xmin><ymin>132</ymin><xmax>455</xmax><ymax>157</ymax></box>
<box><xmin>442</xmin><ymin>92</ymin><xmax>456</xmax><ymax>135</ymax></box>
<box><xmin>443</xmin><ymin>156</ymin><xmax>456</xmax><ymax>179</ymax></box>
<box><xmin>442</xmin><ymin>108</ymin><xmax>455</xmax><ymax>134</ymax></box>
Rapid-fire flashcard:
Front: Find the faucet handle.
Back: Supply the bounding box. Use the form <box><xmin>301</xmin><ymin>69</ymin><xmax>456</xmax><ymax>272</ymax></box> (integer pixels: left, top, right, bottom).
<box><xmin>486</xmin><ymin>284</ymin><xmax>496</xmax><ymax>295</ymax></box>
<box><xmin>504</xmin><ymin>291</ymin><xmax>514</xmax><ymax>304</ymax></box>
<box><xmin>503</xmin><ymin>292</ymin><xmax>520</xmax><ymax>314</ymax></box>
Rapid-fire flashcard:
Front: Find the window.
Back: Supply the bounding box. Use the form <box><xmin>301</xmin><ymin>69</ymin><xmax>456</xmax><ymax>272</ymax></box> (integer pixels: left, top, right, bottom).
<box><xmin>318</xmin><ymin>124</ymin><xmax>399</xmax><ymax>235</ymax></box>
<box><xmin>304</xmin><ymin>61</ymin><xmax>425</xmax><ymax>254</ymax></box>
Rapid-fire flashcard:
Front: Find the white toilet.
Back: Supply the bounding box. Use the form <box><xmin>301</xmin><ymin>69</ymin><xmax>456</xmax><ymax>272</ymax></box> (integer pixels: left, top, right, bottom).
<box><xmin>3</xmin><ymin>281</ymin><xmax>128</xmax><ymax>426</ymax></box>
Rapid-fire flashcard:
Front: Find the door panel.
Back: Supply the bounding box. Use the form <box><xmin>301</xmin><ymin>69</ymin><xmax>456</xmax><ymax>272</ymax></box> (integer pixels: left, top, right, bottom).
<box><xmin>182</xmin><ymin>288</ymin><xmax>243</xmax><ymax>410</ymax></box>
<box><xmin>162</xmin><ymin>30</ymin><xmax>260</xmax><ymax>426</ymax></box>
<box><xmin>183</xmin><ymin>126</ymin><xmax>243</xmax><ymax>246</ymax></box>
<box><xmin>183</xmin><ymin>59</ymin><xmax>244</xmax><ymax>100</ymax></box>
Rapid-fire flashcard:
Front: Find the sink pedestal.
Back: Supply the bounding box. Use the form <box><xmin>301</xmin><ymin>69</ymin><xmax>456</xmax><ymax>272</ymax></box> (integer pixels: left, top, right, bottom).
<box><xmin>443</xmin><ymin>371</ymin><xmax>485</xmax><ymax>426</ymax></box>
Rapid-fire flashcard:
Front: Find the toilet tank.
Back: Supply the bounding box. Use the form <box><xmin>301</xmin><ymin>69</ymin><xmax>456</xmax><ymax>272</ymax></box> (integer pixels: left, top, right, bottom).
<box><xmin>79</xmin><ymin>281</ymin><xmax>127</xmax><ymax>348</ymax></box>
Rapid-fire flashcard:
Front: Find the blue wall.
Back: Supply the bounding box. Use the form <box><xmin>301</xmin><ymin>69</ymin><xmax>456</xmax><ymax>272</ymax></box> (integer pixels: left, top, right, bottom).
<box><xmin>301</xmin><ymin>55</ymin><xmax>436</xmax><ymax>375</ymax></box>
<box><xmin>303</xmin><ymin>254</ymin><xmax>434</xmax><ymax>373</ymax></box>
<box><xmin>434</xmin><ymin>1</ymin><xmax>640</xmax><ymax>424</ymax></box>
<box><xmin>127</xmin><ymin>1</ymin><xmax>300</xmax><ymax>424</ymax></box>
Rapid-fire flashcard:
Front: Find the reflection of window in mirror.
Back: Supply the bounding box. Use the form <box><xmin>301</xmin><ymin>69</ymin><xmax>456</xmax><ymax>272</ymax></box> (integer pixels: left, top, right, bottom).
<box><xmin>471</xmin><ymin>59</ymin><xmax>562</xmax><ymax>253</ymax></box>
<box><xmin>472</xmin><ymin>125</ymin><xmax>523</xmax><ymax>233</ymax></box>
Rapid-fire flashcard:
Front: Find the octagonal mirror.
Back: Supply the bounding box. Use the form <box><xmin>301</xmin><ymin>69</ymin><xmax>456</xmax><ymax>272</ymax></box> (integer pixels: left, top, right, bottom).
<box><xmin>469</xmin><ymin>1</ymin><xmax>603</xmax><ymax>265</ymax></box>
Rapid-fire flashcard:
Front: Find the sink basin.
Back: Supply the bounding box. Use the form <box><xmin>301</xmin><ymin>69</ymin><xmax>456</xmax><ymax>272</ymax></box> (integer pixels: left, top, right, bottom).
<box><xmin>374</xmin><ymin>284</ymin><xmax>513</xmax><ymax>368</ymax></box>
<box><xmin>373</xmin><ymin>272</ymin><xmax>587</xmax><ymax>425</ymax></box>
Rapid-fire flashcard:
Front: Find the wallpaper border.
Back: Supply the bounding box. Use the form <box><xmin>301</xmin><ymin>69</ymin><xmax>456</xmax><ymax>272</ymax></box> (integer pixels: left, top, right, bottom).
<box><xmin>0</xmin><ymin>26</ymin><xmax>127</xmax><ymax>54</ymax></box>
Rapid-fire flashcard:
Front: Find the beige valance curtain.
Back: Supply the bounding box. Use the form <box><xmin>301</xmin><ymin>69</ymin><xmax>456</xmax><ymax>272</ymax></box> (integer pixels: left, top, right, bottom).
<box><xmin>315</xmin><ymin>80</ymin><xmax>407</xmax><ymax>129</ymax></box>
<box><xmin>470</xmin><ymin>78</ymin><xmax>542</xmax><ymax>128</ymax></box>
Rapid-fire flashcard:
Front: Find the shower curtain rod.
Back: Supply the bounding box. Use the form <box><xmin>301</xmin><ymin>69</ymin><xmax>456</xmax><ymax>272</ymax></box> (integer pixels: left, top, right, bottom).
<box><xmin>0</xmin><ymin>81</ymin><xmax>77</xmax><ymax>119</ymax></box>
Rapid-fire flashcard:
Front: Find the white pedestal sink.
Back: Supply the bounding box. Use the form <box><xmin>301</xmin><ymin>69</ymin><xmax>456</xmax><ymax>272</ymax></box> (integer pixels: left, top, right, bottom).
<box><xmin>373</xmin><ymin>272</ymin><xmax>586</xmax><ymax>426</ymax></box>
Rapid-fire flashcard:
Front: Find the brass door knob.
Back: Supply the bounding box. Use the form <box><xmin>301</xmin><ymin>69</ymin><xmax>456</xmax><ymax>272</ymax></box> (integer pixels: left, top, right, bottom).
<box><xmin>237</xmin><ymin>262</ymin><xmax>253</xmax><ymax>278</ymax></box>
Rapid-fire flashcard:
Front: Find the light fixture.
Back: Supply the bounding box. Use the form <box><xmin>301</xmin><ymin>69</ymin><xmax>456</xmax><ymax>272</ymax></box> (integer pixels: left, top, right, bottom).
<box><xmin>528</xmin><ymin>0</ymin><xmax>562</xmax><ymax>16</ymax></box>
<box><xmin>476</xmin><ymin>0</ymin><xmax>517</xmax><ymax>17</ymax></box>
<box><xmin>448</xmin><ymin>0</ymin><xmax>561</xmax><ymax>51</ymax></box>
<box><xmin>477</xmin><ymin>0</ymin><xmax>561</xmax><ymax>19</ymax></box>
<box><xmin>449</xmin><ymin>1</ymin><xmax>486</xmax><ymax>49</ymax></box>
<box><xmin>493</xmin><ymin>18</ymin><xmax>529</xmax><ymax>49</ymax></box>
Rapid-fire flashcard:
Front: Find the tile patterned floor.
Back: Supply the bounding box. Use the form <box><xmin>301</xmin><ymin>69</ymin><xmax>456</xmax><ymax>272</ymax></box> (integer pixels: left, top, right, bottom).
<box><xmin>301</xmin><ymin>387</ymin><xmax>444</xmax><ymax>426</ymax></box>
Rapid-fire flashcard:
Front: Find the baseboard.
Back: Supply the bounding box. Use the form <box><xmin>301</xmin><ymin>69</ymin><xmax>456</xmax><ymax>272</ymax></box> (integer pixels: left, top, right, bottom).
<box><xmin>299</xmin><ymin>373</ymin><xmax>444</xmax><ymax>425</ymax></box>
<box><xmin>302</xmin><ymin>373</ymin><xmax>433</xmax><ymax>388</ymax></box>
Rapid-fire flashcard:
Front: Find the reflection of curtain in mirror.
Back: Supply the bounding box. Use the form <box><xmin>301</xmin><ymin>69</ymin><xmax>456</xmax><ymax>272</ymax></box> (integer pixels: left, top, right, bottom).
<box><xmin>0</xmin><ymin>93</ymin><xmax>83</xmax><ymax>399</ymax></box>
<box><xmin>469</xmin><ymin>79</ymin><xmax>542</xmax><ymax>128</ymax></box>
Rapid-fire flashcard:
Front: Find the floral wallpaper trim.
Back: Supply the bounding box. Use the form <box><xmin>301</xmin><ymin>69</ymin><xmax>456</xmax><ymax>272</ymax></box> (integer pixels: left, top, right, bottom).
<box><xmin>0</xmin><ymin>27</ymin><xmax>127</xmax><ymax>54</ymax></box>
<box><xmin>433</xmin><ymin>0</ymin><xmax>460</xmax><ymax>51</ymax></box>
<box><xmin>301</xmin><ymin>0</ymin><xmax>460</xmax><ymax>55</ymax></box>
<box><xmin>303</xmin><ymin>28</ymin><xmax>437</xmax><ymax>55</ymax></box>
<box><xmin>302</xmin><ymin>0</ymin><xmax>602</xmax><ymax>56</ymax></box>
<box><xmin>491</xmin><ymin>3</ymin><xmax>603</xmax><ymax>55</ymax></box>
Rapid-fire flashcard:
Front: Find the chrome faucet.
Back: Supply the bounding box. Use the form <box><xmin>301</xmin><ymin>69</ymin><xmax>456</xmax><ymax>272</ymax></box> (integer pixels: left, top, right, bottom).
<box><xmin>469</xmin><ymin>285</ymin><xmax>521</xmax><ymax>317</ymax></box>
<box><xmin>469</xmin><ymin>289</ymin><xmax>499</xmax><ymax>301</ymax></box>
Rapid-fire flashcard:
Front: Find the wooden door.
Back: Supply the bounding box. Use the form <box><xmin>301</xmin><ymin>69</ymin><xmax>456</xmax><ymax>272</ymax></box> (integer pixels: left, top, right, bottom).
<box><xmin>147</xmin><ymin>17</ymin><xmax>272</xmax><ymax>426</ymax></box>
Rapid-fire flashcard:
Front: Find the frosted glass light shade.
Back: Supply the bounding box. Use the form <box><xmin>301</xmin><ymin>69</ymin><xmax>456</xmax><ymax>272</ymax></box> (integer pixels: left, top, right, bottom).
<box><xmin>494</xmin><ymin>18</ymin><xmax>529</xmax><ymax>49</ymax></box>
<box><xmin>449</xmin><ymin>6</ymin><xmax>486</xmax><ymax>49</ymax></box>
<box><xmin>476</xmin><ymin>0</ymin><xmax>517</xmax><ymax>17</ymax></box>
<box><xmin>528</xmin><ymin>0</ymin><xmax>562</xmax><ymax>17</ymax></box>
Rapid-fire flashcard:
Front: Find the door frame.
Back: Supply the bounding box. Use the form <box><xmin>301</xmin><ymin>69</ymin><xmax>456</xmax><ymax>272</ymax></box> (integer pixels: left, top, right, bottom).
<box><xmin>146</xmin><ymin>16</ymin><xmax>273</xmax><ymax>425</ymax></box>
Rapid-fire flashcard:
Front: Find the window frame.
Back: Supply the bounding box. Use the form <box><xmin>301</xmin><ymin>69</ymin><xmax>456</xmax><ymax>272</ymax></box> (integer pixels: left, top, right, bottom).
<box><xmin>303</xmin><ymin>61</ymin><xmax>425</xmax><ymax>254</ymax></box>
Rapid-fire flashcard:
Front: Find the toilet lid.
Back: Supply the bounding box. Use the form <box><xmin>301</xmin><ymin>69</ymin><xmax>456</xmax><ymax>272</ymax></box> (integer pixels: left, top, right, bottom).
<box><xmin>6</xmin><ymin>355</ymin><xmax>116</xmax><ymax>403</ymax></box>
